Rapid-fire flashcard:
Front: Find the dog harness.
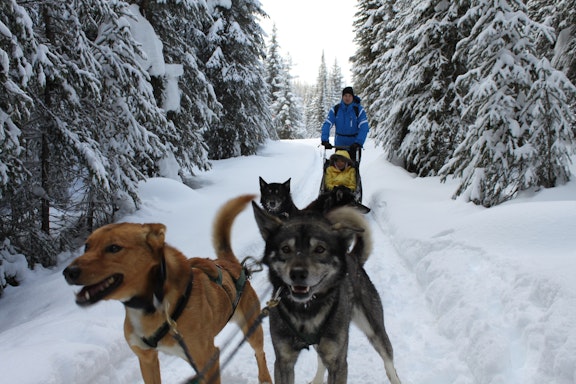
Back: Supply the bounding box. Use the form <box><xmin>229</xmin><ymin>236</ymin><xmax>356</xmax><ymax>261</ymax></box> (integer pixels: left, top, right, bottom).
<box><xmin>140</xmin><ymin>265</ymin><xmax>247</xmax><ymax>349</ymax></box>
<box><xmin>138</xmin><ymin>265</ymin><xmax>248</xmax><ymax>383</ymax></box>
<box><xmin>276</xmin><ymin>293</ymin><xmax>339</xmax><ymax>348</ymax></box>
<box><xmin>210</xmin><ymin>265</ymin><xmax>248</xmax><ymax>323</ymax></box>
<box><xmin>141</xmin><ymin>275</ymin><xmax>194</xmax><ymax>349</ymax></box>
<box><xmin>278</xmin><ymin>305</ymin><xmax>322</xmax><ymax>346</ymax></box>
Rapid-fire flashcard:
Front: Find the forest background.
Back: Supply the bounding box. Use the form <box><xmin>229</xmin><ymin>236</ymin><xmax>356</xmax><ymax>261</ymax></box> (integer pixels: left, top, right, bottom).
<box><xmin>1</xmin><ymin>0</ymin><xmax>575</xmax><ymax>294</ymax></box>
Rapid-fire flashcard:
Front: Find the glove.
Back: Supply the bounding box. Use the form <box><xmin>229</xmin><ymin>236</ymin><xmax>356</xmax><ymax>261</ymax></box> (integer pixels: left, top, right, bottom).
<box><xmin>349</xmin><ymin>143</ymin><xmax>361</xmax><ymax>152</ymax></box>
<box><xmin>322</xmin><ymin>141</ymin><xmax>333</xmax><ymax>149</ymax></box>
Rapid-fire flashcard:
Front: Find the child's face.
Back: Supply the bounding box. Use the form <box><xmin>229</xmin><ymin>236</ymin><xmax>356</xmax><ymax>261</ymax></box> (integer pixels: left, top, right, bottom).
<box><xmin>335</xmin><ymin>158</ymin><xmax>347</xmax><ymax>170</ymax></box>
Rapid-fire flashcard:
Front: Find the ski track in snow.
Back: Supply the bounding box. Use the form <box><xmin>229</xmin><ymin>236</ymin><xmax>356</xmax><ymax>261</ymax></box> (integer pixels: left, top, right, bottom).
<box><xmin>367</xmin><ymin>188</ymin><xmax>576</xmax><ymax>384</ymax></box>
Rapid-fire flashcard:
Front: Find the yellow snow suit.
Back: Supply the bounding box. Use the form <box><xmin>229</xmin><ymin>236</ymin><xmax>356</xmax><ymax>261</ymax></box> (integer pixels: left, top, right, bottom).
<box><xmin>324</xmin><ymin>150</ymin><xmax>356</xmax><ymax>191</ymax></box>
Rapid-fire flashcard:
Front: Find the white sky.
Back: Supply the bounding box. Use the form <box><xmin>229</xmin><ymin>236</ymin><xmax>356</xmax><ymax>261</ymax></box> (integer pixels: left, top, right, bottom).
<box><xmin>258</xmin><ymin>0</ymin><xmax>358</xmax><ymax>85</ymax></box>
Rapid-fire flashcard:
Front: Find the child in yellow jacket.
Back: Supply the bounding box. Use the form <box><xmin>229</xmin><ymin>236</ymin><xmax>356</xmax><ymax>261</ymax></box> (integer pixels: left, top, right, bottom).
<box><xmin>325</xmin><ymin>150</ymin><xmax>356</xmax><ymax>191</ymax></box>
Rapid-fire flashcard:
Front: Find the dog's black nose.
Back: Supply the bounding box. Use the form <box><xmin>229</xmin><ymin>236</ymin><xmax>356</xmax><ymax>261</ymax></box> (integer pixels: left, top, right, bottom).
<box><xmin>290</xmin><ymin>267</ymin><xmax>308</xmax><ymax>283</ymax></box>
<box><xmin>63</xmin><ymin>265</ymin><xmax>81</xmax><ymax>284</ymax></box>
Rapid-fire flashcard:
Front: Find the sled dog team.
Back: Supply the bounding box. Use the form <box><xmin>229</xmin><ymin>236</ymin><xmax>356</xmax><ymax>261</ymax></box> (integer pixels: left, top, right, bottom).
<box><xmin>64</xmin><ymin>179</ymin><xmax>401</xmax><ymax>384</ymax></box>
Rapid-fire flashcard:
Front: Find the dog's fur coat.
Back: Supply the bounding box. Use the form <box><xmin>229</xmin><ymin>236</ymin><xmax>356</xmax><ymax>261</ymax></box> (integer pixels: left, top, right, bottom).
<box><xmin>63</xmin><ymin>195</ymin><xmax>272</xmax><ymax>384</ymax></box>
<box><xmin>252</xmin><ymin>203</ymin><xmax>400</xmax><ymax>384</ymax></box>
<box><xmin>259</xmin><ymin>177</ymin><xmax>299</xmax><ymax>219</ymax></box>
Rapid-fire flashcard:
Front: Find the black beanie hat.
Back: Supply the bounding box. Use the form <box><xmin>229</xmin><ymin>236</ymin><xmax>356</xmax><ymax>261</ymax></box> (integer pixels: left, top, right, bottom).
<box><xmin>342</xmin><ymin>86</ymin><xmax>354</xmax><ymax>96</ymax></box>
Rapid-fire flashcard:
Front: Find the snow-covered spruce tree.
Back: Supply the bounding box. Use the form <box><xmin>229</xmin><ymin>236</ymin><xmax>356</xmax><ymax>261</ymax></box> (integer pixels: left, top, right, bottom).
<box><xmin>263</xmin><ymin>27</ymin><xmax>304</xmax><ymax>140</ymax></box>
<box><xmin>527</xmin><ymin>0</ymin><xmax>576</xmax><ymax>142</ymax></box>
<box><xmin>0</xmin><ymin>0</ymin><xmax>35</xmax><ymax>290</ymax></box>
<box><xmin>369</xmin><ymin>0</ymin><xmax>464</xmax><ymax>176</ymax></box>
<box><xmin>202</xmin><ymin>0</ymin><xmax>271</xmax><ymax>159</ymax></box>
<box><xmin>274</xmin><ymin>57</ymin><xmax>305</xmax><ymax>140</ymax></box>
<box><xmin>440</xmin><ymin>0</ymin><xmax>560</xmax><ymax>206</ymax></box>
<box><xmin>357</xmin><ymin>0</ymin><xmax>409</xmax><ymax>159</ymax></box>
<box><xmin>519</xmin><ymin>58</ymin><xmax>576</xmax><ymax>188</ymax></box>
<box><xmin>284</xmin><ymin>56</ymin><xmax>306</xmax><ymax>139</ymax></box>
<box><xmin>328</xmin><ymin>59</ymin><xmax>344</xmax><ymax>106</ymax></box>
<box><xmin>352</xmin><ymin>0</ymin><xmax>387</xmax><ymax>105</ymax></box>
<box><xmin>300</xmin><ymin>84</ymin><xmax>318</xmax><ymax>138</ymax></box>
<box><xmin>136</xmin><ymin>0</ymin><xmax>219</xmax><ymax>174</ymax></box>
<box><xmin>4</xmin><ymin>0</ymin><xmax>116</xmax><ymax>266</ymax></box>
<box><xmin>265</xmin><ymin>24</ymin><xmax>287</xmax><ymax>138</ymax></box>
<box><xmin>0</xmin><ymin>0</ymin><xmax>31</xmax><ymax>198</ymax></box>
<box><xmin>91</xmin><ymin>2</ymin><xmax>176</xmax><ymax>202</ymax></box>
<box><xmin>527</xmin><ymin>0</ymin><xmax>576</xmax><ymax>85</ymax></box>
<box><xmin>309</xmin><ymin>52</ymin><xmax>330</xmax><ymax>138</ymax></box>
<box><xmin>1</xmin><ymin>0</ymin><xmax>173</xmax><ymax>266</ymax></box>
<box><xmin>265</xmin><ymin>24</ymin><xmax>283</xmax><ymax>107</ymax></box>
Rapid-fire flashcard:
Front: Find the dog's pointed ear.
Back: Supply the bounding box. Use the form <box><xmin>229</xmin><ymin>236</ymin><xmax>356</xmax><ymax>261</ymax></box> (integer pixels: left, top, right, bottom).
<box><xmin>284</xmin><ymin>178</ymin><xmax>291</xmax><ymax>188</ymax></box>
<box><xmin>252</xmin><ymin>201</ymin><xmax>282</xmax><ymax>240</ymax></box>
<box><xmin>145</xmin><ymin>223</ymin><xmax>166</xmax><ymax>255</ymax></box>
<box><xmin>259</xmin><ymin>176</ymin><xmax>266</xmax><ymax>188</ymax></box>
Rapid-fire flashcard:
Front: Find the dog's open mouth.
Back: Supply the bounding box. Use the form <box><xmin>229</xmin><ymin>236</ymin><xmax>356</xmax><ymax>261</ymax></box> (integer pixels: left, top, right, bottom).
<box><xmin>289</xmin><ymin>284</ymin><xmax>319</xmax><ymax>302</ymax></box>
<box><xmin>290</xmin><ymin>285</ymin><xmax>310</xmax><ymax>298</ymax></box>
<box><xmin>287</xmin><ymin>273</ymin><xmax>329</xmax><ymax>302</ymax></box>
<box><xmin>75</xmin><ymin>274</ymin><xmax>123</xmax><ymax>306</ymax></box>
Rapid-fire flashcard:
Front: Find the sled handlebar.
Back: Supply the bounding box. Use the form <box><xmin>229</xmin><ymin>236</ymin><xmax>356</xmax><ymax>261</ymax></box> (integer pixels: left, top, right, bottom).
<box><xmin>321</xmin><ymin>145</ymin><xmax>362</xmax><ymax>164</ymax></box>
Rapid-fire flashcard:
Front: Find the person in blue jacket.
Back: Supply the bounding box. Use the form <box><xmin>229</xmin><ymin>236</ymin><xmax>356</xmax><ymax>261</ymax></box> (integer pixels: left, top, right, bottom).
<box><xmin>321</xmin><ymin>86</ymin><xmax>370</xmax><ymax>161</ymax></box>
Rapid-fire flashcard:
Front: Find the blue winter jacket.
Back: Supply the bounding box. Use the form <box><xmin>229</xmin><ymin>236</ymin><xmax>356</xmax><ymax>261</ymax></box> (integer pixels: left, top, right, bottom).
<box><xmin>320</xmin><ymin>96</ymin><xmax>370</xmax><ymax>147</ymax></box>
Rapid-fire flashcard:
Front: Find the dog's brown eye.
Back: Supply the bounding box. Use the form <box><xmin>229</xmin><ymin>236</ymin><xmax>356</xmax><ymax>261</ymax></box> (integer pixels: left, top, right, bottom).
<box><xmin>314</xmin><ymin>245</ymin><xmax>326</xmax><ymax>254</ymax></box>
<box><xmin>106</xmin><ymin>244</ymin><xmax>122</xmax><ymax>253</ymax></box>
<box><xmin>84</xmin><ymin>244</ymin><xmax>90</xmax><ymax>252</ymax></box>
<box><xmin>281</xmin><ymin>245</ymin><xmax>291</xmax><ymax>254</ymax></box>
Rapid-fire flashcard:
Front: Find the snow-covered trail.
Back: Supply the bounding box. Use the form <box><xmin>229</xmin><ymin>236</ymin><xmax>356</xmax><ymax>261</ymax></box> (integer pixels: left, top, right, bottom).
<box><xmin>360</xmin><ymin>147</ymin><xmax>576</xmax><ymax>384</ymax></box>
<box><xmin>149</xmin><ymin>139</ymin><xmax>477</xmax><ymax>384</ymax></box>
<box><xmin>2</xmin><ymin>139</ymin><xmax>575</xmax><ymax>384</ymax></box>
<box><xmin>363</xmin><ymin>216</ymin><xmax>474</xmax><ymax>384</ymax></box>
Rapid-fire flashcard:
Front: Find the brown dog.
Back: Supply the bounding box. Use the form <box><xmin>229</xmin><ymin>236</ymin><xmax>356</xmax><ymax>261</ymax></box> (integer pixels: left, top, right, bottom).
<box><xmin>63</xmin><ymin>195</ymin><xmax>272</xmax><ymax>384</ymax></box>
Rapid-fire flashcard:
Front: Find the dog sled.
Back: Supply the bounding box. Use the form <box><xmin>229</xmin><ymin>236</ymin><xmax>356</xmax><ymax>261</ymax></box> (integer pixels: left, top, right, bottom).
<box><xmin>318</xmin><ymin>145</ymin><xmax>370</xmax><ymax>213</ymax></box>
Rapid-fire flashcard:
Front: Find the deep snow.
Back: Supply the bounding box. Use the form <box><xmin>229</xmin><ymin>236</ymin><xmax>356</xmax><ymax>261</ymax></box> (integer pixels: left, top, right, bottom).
<box><xmin>1</xmin><ymin>139</ymin><xmax>575</xmax><ymax>384</ymax></box>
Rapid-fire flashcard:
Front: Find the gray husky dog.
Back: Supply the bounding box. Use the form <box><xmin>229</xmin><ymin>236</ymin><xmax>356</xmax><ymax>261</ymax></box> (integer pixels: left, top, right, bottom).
<box><xmin>252</xmin><ymin>203</ymin><xmax>401</xmax><ymax>384</ymax></box>
<box><xmin>259</xmin><ymin>177</ymin><xmax>299</xmax><ymax>219</ymax></box>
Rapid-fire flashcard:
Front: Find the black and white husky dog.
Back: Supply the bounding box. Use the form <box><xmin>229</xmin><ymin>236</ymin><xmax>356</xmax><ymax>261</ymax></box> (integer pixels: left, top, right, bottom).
<box><xmin>258</xmin><ymin>177</ymin><xmax>299</xmax><ymax>219</ymax></box>
<box><xmin>252</xmin><ymin>202</ymin><xmax>401</xmax><ymax>384</ymax></box>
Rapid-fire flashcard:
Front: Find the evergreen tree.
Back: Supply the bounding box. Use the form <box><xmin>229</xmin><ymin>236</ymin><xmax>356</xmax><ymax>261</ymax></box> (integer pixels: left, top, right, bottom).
<box><xmin>519</xmin><ymin>58</ymin><xmax>576</xmax><ymax>188</ymax></box>
<box><xmin>1</xmin><ymin>0</ymin><xmax>172</xmax><ymax>266</ymax></box>
<box><xmin>369</xmin><ymin>0</ymin><xmax>464</xmax><ymax>176</ymax></box>
<box><xmin>440</xmin><ymin>0</ymin><xmax>562</xmax><ymax>206</ymax></box>
<box><xmin>265</xmin><ymin>24</ymin><xmax>284</xmax><ymax>104</ymax></box>
<box><xmin>274</xmin><ymin>58</ymin><xmax>305</xmax><ymax>139</ymax></box>
<box><xmin>310</xmin><ymin>52</ymin><xmax>330</xmax><ymax>138</ymax></box>
<box><xmin>0</xmin><ymin>0</ymin><xmax>31</xmax><ymax>198</ymax></box>
<box><xmin>284</xmin><ymin>56</ymin><xmax>306</xmax><ymax>139</ymax></box>
<box><xmin>328</xmin><ymin>59</ymin><xmax>344</xmax><ymax>106</ymax></box>
<box><xmin>358</xmin><ymin>0</ymin><xmax>405</xmax><ymax>159</ymax></box>
<box><xmin>352</xmin><ymin>0</ymin><xmax>387</xmax><ymax>101</ymax></box>
<box><xmin>203</xmin><ymin>0</ymin><xmax>272</xmax><ymax>159</ymax></box>
<box><xmin>136</xmin><ymin>0</ymin><xmax>219</xmax><ymax>174</ymax></box>
<box><xmin>1</xmin><ymin>0</ymin><xmax>34</xmax><ymax>290</ymax></box>
<box><xmin>527</xmin><ymin>0</ymin><xmax>576</xmax><ymax>85</ymax></box>
<box><xmin>296</xmin><ymin>82</ymin><xmax>317</xmax><ymax>138</ymax></box>
<box><xmin>265</xmin><ymin>25</ymin><xmax>288</xmax><ymax>137</ymax></box>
